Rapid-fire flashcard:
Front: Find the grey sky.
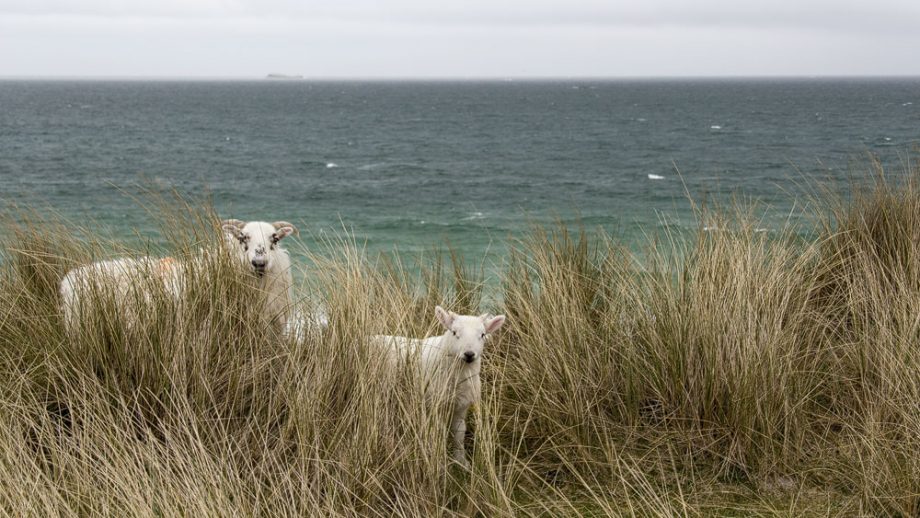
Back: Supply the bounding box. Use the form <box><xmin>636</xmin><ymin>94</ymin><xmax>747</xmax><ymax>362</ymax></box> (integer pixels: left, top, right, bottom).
<box><xmin>2</xmin><ymin>0</ymin><xmax>919</xmax><ymax>78</ymax></box>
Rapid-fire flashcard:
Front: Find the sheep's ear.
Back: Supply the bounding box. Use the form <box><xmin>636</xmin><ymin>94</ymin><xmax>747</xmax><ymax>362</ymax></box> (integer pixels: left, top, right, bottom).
<box><xmin>222</xmin><ymin>219</ymin><xmax>245</xmax><ymax>229</ymax></box>
<box><xmin>435</xmin><ymin>306</ymin><xmax>455</xmax><ymax>330</ymax></box>
<box><xmin>483</xmin><ymin>314</ymin><xmax>506</xmax><ymax>334</ymax></box>
<box><xmin>272</xmin><ymin>221</ymin><xmax>297</xmax><ymax>241</ymax></box>
<box><xmin>222</xmin><ymin>222</ymin><xmax>244</xmax><ymax>239</ymax></box>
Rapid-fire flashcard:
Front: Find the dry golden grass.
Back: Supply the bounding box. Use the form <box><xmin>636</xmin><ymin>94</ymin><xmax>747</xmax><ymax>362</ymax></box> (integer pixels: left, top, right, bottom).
<box><xmin>2</xmin><ymin>163</ymin><xmax>920</xmax><ymax>516</ymax></box>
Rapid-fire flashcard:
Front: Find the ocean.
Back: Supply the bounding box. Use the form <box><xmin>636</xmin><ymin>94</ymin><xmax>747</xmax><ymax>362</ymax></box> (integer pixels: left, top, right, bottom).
<box><xmin>1</xmin><ymin>79</ymin><xmax>918</xmax><ymax>268</ymax></box>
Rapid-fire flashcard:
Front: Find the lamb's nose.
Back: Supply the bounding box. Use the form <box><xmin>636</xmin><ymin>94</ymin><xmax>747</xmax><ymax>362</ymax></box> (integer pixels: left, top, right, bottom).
<box><xmin>251</xmin><ymin>257</ymin><xmax>267</xmax><ymax>269</ymax></box>
<box><xmin>463</xmin><ymin>351</ymin><xmax>476</xmax><ymax>363</ymax></box>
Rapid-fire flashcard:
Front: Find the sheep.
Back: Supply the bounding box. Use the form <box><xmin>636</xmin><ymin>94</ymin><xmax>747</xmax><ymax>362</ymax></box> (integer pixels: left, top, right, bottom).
<box><xmin>220</xmin><ymin>219</ymin><xmax>297</xmax><ymax>331</ymax></box>
<box><xmin>285</xmin><ymin>306</ymin><xmax>330</xmax><ymax>342</ymax></box>
<box><xmin>60</xmin><ymin>256</ymin><xmax>178</xmax><ymax>333</ymax></box>
<box><xmin>60</xmin><ymin>219</ymin><xmax>298</xmax><ymax>333</ymax></box>
<box><xmin>371</xmin><ymin>306</ymin><xmax>506</xmax><ymax>468</ymax></box>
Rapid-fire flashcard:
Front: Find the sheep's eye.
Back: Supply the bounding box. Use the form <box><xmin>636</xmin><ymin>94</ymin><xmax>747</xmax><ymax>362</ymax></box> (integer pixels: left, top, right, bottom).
<box><xmin>452</xmin><ymin>330</ymin><xmax>458</xmax><ymax>338</ymax></box>
<box><xmin>480</xmin><ymin>333</ymin><xmax>486</xmax><ymax>339</ymax></box>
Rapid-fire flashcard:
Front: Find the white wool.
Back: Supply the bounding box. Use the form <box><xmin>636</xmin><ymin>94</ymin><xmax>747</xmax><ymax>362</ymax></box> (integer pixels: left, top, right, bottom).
<box><xmin>60</xmin><ymin>219</ymin><xmax>297</xmax><ymax>333</ymax></box>
<box><xmin>370</xmin><ymin>306</ymin><xmax>506</xmax><ymax>468</ymax></box>
<box><xmin>60</xmin><ymin>256</ymin><xmax>184</xmax><ymax>331</ymax></box>
<box><xmin>285</xmin><ymin>306</ymin><xmax>329</xmax><ymax>341</ymax></box>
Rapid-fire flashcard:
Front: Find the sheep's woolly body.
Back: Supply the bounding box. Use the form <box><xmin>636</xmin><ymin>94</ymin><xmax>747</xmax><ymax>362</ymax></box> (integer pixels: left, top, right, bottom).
<box><xmin>60</xmin><ymin>220</ymin><xmax>296</xmax><ymax>333</ymax></box>
<box><xmin>373</xmin><ymin>332</ymin><xmax>483</xmax><ymax>409</ymax></box>
<box><xmin>60</xmin><ymin>257</ymin><xmax>185</xmax><ymax>330</ymax></box>
<box><xmin>249</xmin><ymin>249</ymin><xmax>293</xmax><ymax>330</ymax></box>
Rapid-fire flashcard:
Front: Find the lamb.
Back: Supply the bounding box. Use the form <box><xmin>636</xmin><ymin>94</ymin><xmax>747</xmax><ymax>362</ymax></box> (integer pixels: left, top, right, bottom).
<box><xmin>60</xmin><ymin>219</ymin><xmax>297</xmax><ymax>333</ymax></box>
<box><xmin>371</xmin><ymin>306</ymin><xmax>506</xmax><ymax>468</ymax></box>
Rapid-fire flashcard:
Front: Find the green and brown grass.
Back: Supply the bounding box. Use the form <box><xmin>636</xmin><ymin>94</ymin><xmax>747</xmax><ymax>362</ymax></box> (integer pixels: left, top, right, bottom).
<box><xmin>2</xmin><ymin>163</ymin><xmax>920</xmax><ymax>516</ymax></box>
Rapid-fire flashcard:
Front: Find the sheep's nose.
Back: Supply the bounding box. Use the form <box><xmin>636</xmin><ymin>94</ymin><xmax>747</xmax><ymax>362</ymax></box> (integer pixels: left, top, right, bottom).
<box><xmin>251</xmin><ymin>257</ymin><xmax>267</xmax><ymax>269</ymax></box>
<box><xmin>463</xmin><ymin>351</ymin><xmax>476</xmax><ymax>363</ymax></box>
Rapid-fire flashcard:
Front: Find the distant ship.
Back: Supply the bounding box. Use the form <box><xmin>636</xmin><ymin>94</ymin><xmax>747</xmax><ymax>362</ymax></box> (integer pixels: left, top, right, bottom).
<box><xmin>265</xmin><ymin>74</ymin><xmax>304</xmax><ymax>80</ymax></box>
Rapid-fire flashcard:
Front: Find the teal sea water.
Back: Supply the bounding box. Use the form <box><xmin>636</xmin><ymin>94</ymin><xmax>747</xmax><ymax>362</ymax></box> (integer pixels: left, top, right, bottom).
<box><xmin>1</xmin><ymin>79</ymin><xmax>919</xmax><ymax>265</ymax></box>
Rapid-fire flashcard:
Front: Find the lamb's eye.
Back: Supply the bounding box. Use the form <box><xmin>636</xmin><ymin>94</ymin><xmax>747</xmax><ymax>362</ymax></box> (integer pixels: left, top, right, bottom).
<box><xmin>452</xmin><ymin>331</ymin><xmax>458</xmax><ymax>338</ymax></box>
<box><xmin>480</xmin><ymin>333</ymin><xmax>486</xmax><ymax>339</ymax></box>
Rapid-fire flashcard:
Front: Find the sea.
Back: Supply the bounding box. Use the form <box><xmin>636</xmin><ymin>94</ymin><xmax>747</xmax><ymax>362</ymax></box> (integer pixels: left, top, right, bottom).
<box><xmin>1</xmin><ymin>79</ymin><xmax>919</xmax><ymax>272</ymax></box>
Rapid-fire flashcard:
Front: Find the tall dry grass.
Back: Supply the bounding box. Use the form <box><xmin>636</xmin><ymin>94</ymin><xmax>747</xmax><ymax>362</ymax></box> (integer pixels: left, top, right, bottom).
<box><xmin>1</xmin><ymin>162</ymin><xmax>920</xmax><ymax>516</ymax></box>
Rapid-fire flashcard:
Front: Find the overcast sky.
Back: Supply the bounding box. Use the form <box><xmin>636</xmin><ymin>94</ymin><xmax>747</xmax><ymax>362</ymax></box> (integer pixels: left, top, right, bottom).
<box><xmin>2</xmin><ymin>0</ymin><xmax>920</xmax><ymax>78</ymax></box>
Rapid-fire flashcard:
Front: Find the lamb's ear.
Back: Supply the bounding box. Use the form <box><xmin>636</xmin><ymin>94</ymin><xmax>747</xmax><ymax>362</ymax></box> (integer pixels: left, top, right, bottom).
<box><xmin>435</xmin><ymin>306</ymin><xmax>455</xmax><ymax>330</ymax></box>
<box><xmin>271</xmin><ymin>221</ymin><xmax>297</xmax><ymax>241</ymax></box>
<box><xmin>483</xmin><ymin>314</ymin><xmax>506</xmax><ymax>334</ymax></box>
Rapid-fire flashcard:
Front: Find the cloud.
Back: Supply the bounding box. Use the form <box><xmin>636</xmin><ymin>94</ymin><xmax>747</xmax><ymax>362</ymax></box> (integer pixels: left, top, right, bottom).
<box><xmin>2</xmin><ymin>0</ymin><xmax>919</xmax><ymax>33</ymax></box>
<box><xmin>1</xmin><ymin>0</ymin><xmax>919</xmax><ymax>77</ymax></box>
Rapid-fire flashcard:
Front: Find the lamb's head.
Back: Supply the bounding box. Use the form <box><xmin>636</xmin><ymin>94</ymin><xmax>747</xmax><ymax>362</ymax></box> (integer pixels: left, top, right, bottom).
<box><xmin>435</xmin><ymin>306</ymin><xmax>506</xmax><ymax>365</ymax></box>
<box><xmin>221</xmin><ymin>219</ymin><xmax>297</xmax><ymax>277</ymax></box>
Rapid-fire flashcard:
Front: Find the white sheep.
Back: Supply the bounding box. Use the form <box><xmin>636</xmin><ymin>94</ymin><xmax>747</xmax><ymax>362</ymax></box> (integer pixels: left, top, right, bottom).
<box><xmin>60</xmin><ymin>219</ymin><xmax>298</xmax><ymax>333</ymax></box>
<box><xmin>220</xmin><ymin>219</ymin><xmax>297</xmax><ymax>331</ymax></box>
<box><xmin>285</xmin><ymin>306</ymin><xmax>330</xmax><ymax>342</ymax></box>
<box><xmin>372</xmin><ymin>306</ymin><xmax>506</xmax><ymax>468</ymax></box>
<box><xmin>59</xmin><ymin>255</ymin><xmax>187</xmax><ymax>333</ymax></box>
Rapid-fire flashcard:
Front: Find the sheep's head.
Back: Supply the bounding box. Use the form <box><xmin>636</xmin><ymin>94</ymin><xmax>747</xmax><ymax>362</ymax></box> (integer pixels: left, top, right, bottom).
<box><xmin>435</xmin><ymin>306</ymin><xmax>505</xmax><ymax>365</ymax></box>
<box><xmin>221</xmin><ymin>219</ymin><xmax>297</xmax><ymax>277</ymax></box>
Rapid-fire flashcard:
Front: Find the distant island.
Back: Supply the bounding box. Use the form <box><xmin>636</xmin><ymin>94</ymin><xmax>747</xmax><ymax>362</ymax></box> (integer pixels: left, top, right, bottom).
<box><xmin>265</xmin><ymin>74</ymin><xmax>304</xmax><ymax>80</ymax></box>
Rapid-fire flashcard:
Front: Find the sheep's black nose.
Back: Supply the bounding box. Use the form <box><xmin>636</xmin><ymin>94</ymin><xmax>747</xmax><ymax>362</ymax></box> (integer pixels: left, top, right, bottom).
<box><xmin>463</xmin><ymin>351</ymin><xmax>476</xmax><ymax>363</ymax></box>
<box><xmin>251</xmin><ymin>257</ymin><xmax>267</xmax><ymax>269</ymax></box>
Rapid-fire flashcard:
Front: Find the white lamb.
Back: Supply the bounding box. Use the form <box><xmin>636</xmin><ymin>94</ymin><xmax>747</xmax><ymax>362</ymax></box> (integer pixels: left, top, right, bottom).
<box><xmin>60</xmin><ymin>219</ymin><xmax>297</xmax><ymax>333</ymax></box>
<box><xmin>372</xmin><ymin>306</ymin><xmax>506</xmax><ymax>468</ymax></box>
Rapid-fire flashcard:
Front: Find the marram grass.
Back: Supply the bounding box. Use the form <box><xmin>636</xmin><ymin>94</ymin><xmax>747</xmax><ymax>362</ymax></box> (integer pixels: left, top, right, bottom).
<box><xmin>2</xmin><ymin>166</ymin><xmax>920</xmax><ymax>516</ymax></box>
